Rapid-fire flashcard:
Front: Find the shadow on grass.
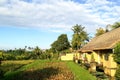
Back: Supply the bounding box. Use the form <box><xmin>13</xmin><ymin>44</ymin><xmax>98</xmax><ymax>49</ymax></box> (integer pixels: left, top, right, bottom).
<box><xmin>3</xmin><ymin>67</ymin><xmax>59</xmax><ymax>80</ymax></box>
<box><xmin>1</xmin><ymin>63</ymin><xmax>27</xmax><ymax>73</ymax></box>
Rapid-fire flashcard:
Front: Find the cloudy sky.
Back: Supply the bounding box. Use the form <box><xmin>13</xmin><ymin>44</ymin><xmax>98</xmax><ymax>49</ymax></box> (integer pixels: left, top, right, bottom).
<box><xmin>0</xmin><ymin>0</ymin><xmax>120</xmax><ymax>49</ymax></box>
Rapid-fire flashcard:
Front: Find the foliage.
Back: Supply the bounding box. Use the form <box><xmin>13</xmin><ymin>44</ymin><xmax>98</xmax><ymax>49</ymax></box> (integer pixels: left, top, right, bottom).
<box><xmin>51</xmin><ymin>34</ymin><xmax>70</xmax><ymax>53</ymax></box>
<box><xmin>3</xmin><ymin>53</ymin><xmax>16</xmax><ymax>60</ymax></box>
<box><xmin>0</xmin><ymin>47</ymin><xmax>60</xmax><ymax>60</ymax></box>
<box><xmin>113</xmin><ymin>42</ymin><xmax>120</xmax><ymax>64</ymax></box>
<box><xmin>115</xmin><ymin>65</ymin><xmax>120</xmax><ymax>80</ymax></box>
<box><xmin>2</xmin><ymin>51</ymin><xmax>33</xmax><ymax>60</ymax></box>
<box><xmin>112</xmin><ymin>22</ymin><xmax>120</xmax><ymax>30</ymax></box>
<box><xmin>113</xmin><ymin>42</ymin><xmax>120</xmax><ymax>80</ymax></box>
<box><xmin>0</xmin><ymin>52</ymin><xmax>3</xmax><ymax>60</ymax></box>
<box><xmin>95</xmin><ymin>27</ymin><xmax>106</xmax><ymax>37</ymax></box>
<box><xmin>52</xmin><ymin>53</ymin><xmax>59</xmax><ymax>60</ymax></box>
<box><xmin>71</xmin><ymin>24</ymin><xmax>89</xmax><ymax>50</ymax></box>
<box><xmin>33</xmin><ymin>46</ymin><xmax>42</xmax><ymax>59</ymax></box>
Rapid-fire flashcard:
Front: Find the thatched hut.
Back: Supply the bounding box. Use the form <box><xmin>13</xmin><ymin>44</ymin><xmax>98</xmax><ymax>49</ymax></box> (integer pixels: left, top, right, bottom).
<box><xmin>79</xmin><ymin>28</ymin><xmax>120</xmax><ymax>77</ymax></box>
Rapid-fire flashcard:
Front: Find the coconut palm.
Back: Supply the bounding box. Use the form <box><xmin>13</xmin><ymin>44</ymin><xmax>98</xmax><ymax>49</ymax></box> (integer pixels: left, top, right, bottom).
<box><xmin>112</xmin><ymin>22</ymin><xmax>120</xmax><ymax>29</ymax></box>
<box><xmin>33</xmin><ymin>46</ymin><xmax>42</xmax><ymax>59</ymax></box>
<box><xmin>71</xmin><ymin>24</ymin><xmax>89</xmax><ymax>50</ymax></box>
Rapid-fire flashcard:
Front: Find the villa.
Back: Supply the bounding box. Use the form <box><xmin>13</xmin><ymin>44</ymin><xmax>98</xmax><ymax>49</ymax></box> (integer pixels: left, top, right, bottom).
<box><xmin>79</xmin><ymin>27</ymin><xmax>120</xmax><ymax>77</ymax></box>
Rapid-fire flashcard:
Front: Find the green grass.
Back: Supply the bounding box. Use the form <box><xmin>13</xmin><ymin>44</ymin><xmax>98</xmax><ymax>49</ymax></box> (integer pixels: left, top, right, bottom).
<box><xmin>3</xmin><ymin>60</ymin><xmax>48</xmax><ymax>80</ymax></box>
<box><xmin>66</xmin><ymin>61</ymin><xmax>96</xmax><ymax>80</ymax></box>
<box><xmin>1</xmin><ymin>60</ymin><xmax>74</xmax><ymax>80</ymax></box>
<box><xmin>1</xmin><ymin>60</ymin><xmax>34</xmax><ymax>80</ymax></box>
<box><xmin>1</xmin><ymin>60</ymin><xmax>97</xmax><ymax>80</ymax></box>
<box><xmin>1</xmin><ymin>60</ymin><xmax>34</xmax><ymax>74</ymax></box>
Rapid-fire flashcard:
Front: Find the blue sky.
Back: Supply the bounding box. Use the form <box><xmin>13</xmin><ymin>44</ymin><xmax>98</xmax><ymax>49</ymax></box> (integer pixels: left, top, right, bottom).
<box><xmin>0</xmin><ymin>26</ymin><xmax>72</xmax><ymax>49</ymax></box>
<box><xmin>0</xmin><ymin>0</ymin><xmax>120</xmax><ymax>49</ymax></box>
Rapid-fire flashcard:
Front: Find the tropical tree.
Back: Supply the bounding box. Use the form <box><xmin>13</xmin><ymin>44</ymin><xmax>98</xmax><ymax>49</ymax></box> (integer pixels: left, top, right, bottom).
<box><xmin>33</xmin><ymin>46</ymin><xmax>42</xmax><ymax>59</ymax></box>
<box><xmin>112</xmin><ymin>22</ymin><xmax>120</xmax><ymax>29</ymax></box>
<box><xmin>113</xmin><ymin>42</ymin><xmax>120</xmax><ymax>79</ymax></box>
<box><xmin>105</xmin><ymin>24</ymin><xmax>112</xmax><ymax>32</ymax></box>
<box><xmin>95</xmin><ymin>27</ymin><xmax>106</xmax><ymax>37</ymax></box>
<box><xmin>25</xmin><ymin>46</ymin><xmax>27</xmax><ymax>50</ymax></box>
<box><xmin>71</xmin><ymin>24</ymin><xmax>89</xmax><ymax>50</ymax></box>
<box><xmin>51</xmin><ymin>34</ymin><xmax>70</xmax><ymax>53</ymax></box>
<box><xmin>113</xmin><ymin>42</ymin><xmax>120</xmax><ymax>64</ymax></box>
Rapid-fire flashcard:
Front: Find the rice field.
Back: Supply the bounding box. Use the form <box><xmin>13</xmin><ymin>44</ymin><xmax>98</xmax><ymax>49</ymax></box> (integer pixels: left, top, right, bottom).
<box><xmin>0</xmin><ymin>60</ymin><xmax>96</xmax><ymax>80</ymax></box>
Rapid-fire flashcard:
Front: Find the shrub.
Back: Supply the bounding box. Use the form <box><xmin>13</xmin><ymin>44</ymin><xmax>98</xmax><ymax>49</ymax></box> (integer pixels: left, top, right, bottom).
<box><xmin>3</xmin><ymin>54</ymin><xmax>16</xmax><ymax>60</ymax></box>
<box><xmin>113</xmin><ymin>42</ymin><xmax>120</xmax><ymax>80</ymax></box>
<box><xmin>113</xmin><ymin>42</ymin><xmax>120</xmax><ymax>64</ymax></box>
<box><xmin>115</xmin><ymin>65</ymin><xmax>120</xmax><ymax>80</ymax></box>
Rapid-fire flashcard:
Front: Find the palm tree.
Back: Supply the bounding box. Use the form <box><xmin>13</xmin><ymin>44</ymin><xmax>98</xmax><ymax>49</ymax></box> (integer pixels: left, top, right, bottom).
<box><xmin>95</xmin><ymin>27</ymin><xmax>105</xmax><ymax>37</ymax></box>
<box><xmin>72</xmin><ymin>24</ymin><xmax>85</xmax><ymax>34</ymax></box>
<box><xmin>112</xmin><ymin>22</ymin><xmax>120</xmax><ymax>29</ymax></box>
<box><xmin>71</xmin><ymin>24</ymin><xmax>89</xmax><ymax>50</ymax></box>
<box><xmin>33</xmin><ymin>46</ymin><xmax>42</xmax><ymax>59</ymax></box>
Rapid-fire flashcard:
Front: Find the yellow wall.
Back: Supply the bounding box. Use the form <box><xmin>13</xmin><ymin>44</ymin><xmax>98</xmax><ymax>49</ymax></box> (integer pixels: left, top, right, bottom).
<box><xmin>102</xmin><ymin>54</ymin><xmax>117</xmax><ymax>77</ymax></box>
<box><xmin>74</xmin><ymin>53</ymin><xmax>80</xmax><ymax>59</ymax></box>
<box><xmin>86</xmin><ymin>53</ymin><xmax>91</xmax><ymax>62</ymax></box>
<box><xmin>111</xmin><ymin>69</ymin><xmax>116</xmax><ymax>77</ymax></box>
<box><xmin>61</xmin><ymin>53</ymin><xmax>74</xmax><ymax>61</ymax></box>
<box><xmin>61</xmin><ymin>53</ymin><xmax>80</xmax><ymax>61</ymax></box>
<box><xmin>85</xmin><ymin>51</ymin><xmax>101</xmax><ymax>63</ymax></box>
<box><xmin>84</xmin><ymin>51</ymin><xmax>117</xmax><ymax>77</ymax></box>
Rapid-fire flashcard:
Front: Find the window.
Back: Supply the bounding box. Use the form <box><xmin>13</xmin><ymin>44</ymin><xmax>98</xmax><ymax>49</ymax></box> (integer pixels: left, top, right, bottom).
<box><xmin>104</xmin><ymin>53</ymin><xmax>109</xmax><ymax>61</ymax></box>
<box><xmin>99</xmin><ymin>53</ymin><xmax>103</xmax><ymax>59</ymax></box>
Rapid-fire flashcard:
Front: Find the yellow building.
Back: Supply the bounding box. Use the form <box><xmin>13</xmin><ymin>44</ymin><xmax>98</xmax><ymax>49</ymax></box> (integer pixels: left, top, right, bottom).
<box><xmin>60</xmin><ymin>52</ymin><xmax>80</xmax><ymax>61</ymax></box>
<box><xmin>60</xmin><ymin>53</ymin><xmax>74</xmax><ymax>61</ymax></box>
<box><xmin>79</xmin><ymin>28</ymin><xmax>120</xmax><ymax>77</ymax></box>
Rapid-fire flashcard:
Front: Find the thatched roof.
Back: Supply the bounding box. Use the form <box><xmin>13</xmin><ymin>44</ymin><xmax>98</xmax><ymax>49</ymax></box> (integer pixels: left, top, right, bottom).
<box><xmin>80</xmin><ymin>28</ymin><xmax>120</xmax><ymax>52</ymax></box>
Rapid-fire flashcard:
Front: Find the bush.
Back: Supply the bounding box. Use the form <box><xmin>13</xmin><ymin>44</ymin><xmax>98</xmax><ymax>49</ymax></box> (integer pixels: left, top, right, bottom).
<box><xmin>115</xmin><ymin>65</ymin><xmax>120</xmax><ymax>80</ymax></box>
<box><xmin>53</xmin><ymin>53</ymin><xmax>59</xmax><ymax>60</ymax></box>
<box><xmin>91</xmin><ymin>72</ymin><xmax>109</xmax><ymax>79</ymax></box>
<box><xmin>3</xmin><ymin>54</ymin><xmax>16</xmax><ymax>60</ymax></box>
<box><xmin>113</xmin><ymin>42</ymin><xmax>120</xmax><ymax>80</ymax></box>
<box><xmin>113</xmin><ymin>42</ymin><xmax>120</xmax><ymax>64</ymax></box>
<box><xmin>40</xmin><ymin>53</ymin><xmax>47</xmax><ymax>59</ymax></box>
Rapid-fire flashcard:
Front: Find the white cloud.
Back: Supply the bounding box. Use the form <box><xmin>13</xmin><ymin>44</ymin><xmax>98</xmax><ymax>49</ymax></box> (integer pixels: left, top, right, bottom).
<box><xmin>0</xmin><ymin>0</ymin><xmax>120</xmax><ymax>34</ymax></box>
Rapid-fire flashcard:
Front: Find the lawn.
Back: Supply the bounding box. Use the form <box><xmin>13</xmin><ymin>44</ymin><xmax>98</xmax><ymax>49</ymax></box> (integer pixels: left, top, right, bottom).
<box><xmin>66</xmin><ymin>61</ymin><xmax>96</xmax><ymax>80</ymax></box>
<box><xmin>0</xmin><ymin>60</ymin><xmax>96</xmax><ymax>80</ymax></box>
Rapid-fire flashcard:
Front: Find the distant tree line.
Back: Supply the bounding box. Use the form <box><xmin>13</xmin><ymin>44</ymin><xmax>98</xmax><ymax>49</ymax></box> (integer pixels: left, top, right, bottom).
<box><xmin>0</xmin><ymin>46</ymin><xmax>57</xmax><ymax>60</ymax></box>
